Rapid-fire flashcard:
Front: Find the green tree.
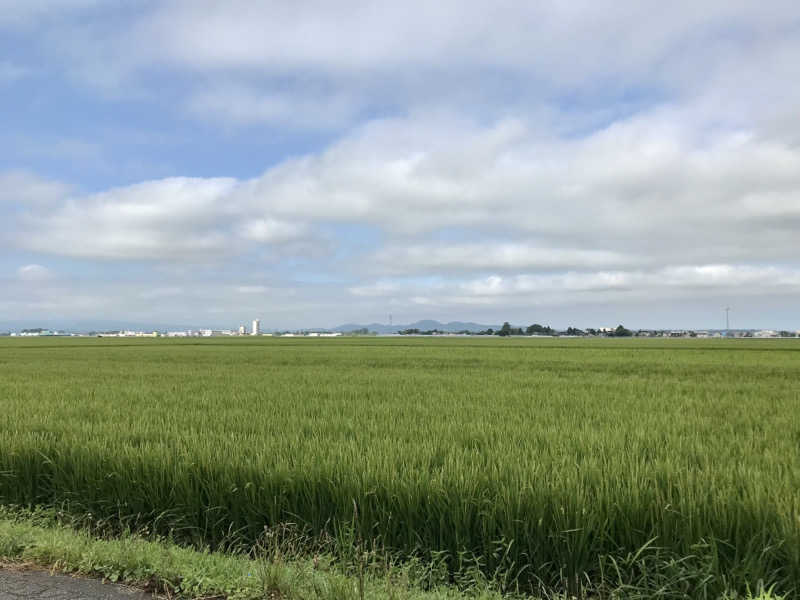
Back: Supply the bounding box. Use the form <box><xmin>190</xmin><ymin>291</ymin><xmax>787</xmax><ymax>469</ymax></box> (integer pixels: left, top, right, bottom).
<box><xmin>526</xmin><ymin>323</ymin><xmax>554</xmax><ymax>335</ymax></box>
<box><xmin>497</xmin><ymin>322</ymin><xmax>512</xmax><ymax>336</ymax></box>
<box><xmin>614</xmin><ymin>324</ymin><xmax>632</xmax><ymax>337</ymax></box>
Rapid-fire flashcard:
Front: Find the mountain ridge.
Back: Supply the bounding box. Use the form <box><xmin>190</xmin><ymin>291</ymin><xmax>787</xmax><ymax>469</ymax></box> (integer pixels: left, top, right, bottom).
<box><xmin>331</xmin><ymin>320</ymin><xmax>501</xmax><ymax>334</ymax></box>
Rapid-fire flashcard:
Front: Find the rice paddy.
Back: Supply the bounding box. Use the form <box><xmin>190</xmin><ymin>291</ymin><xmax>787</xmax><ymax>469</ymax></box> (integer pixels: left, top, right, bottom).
<box><xmin>1</xmin><ymin>337</ymin><xmax>798</xmax><ymax>597</ymax></box>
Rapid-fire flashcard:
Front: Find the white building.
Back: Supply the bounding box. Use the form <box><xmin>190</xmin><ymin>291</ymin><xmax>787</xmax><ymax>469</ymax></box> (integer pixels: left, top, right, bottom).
<box><xmin>251</xmin><ymin>319</ymin><xmax>260</xmax><ymax>336</ymax></box>
<box><xmin>238</xmin><ymin>325</ymin><xmax>246</xmax><ymax>335</ymax></box>
<box><xmin>754</xmin><ymin>330</ymin><xmax>778</xmax><ymax>338</ymax></box>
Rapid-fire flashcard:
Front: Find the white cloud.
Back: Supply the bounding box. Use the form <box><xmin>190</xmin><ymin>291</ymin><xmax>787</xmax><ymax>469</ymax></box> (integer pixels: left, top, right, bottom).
<box><xmin>373</xmin><ymin>243</ymin><xmax>641</xmax><ymax>274</ymax></box>
<box><xmin>3</xmin><ymin>170</ymin><xmax>341</xmax><ymax>263</ymax></box>
<box><xmin>458</xmin><ymin>266</ymin><xmax>800</xmax><ymax>297</ymax></box>
<box><xmin>135</xmin><ymin>1</ymin><xmax>797</xmax><ymax>88</ymax></box>
<box><xmin>18</xmin><ymin>177</ymin><xmax>237</xmax><ymax>260</ymax></box>
<box><xmin>238</xmin><ymin>112</ymin><xmax>800</xmax><ymax>266</ymax></box>
<box><xmin>17</xmin><ymin>264</ymin><xmax>52</xmax><ymax>282</ymax></box>
<box><xmin>239</xmin><ymin>218</ymin><xmax>307</xmax><ymax>244</ymax></box>
<box><xmin>350</xmin><ymin>265</ymin><xmax>800</xmax><ymax>309</ymax></box>
<box><xmin>9</xmin><ymin>108</ymin><xmax>800</xmax><ymax>276</ymax></box>
<box><xmin>13</xmin><ymin>177</ymin><xmax>308</xmax><ymax>261</ymax></box>
<box><xmin>19</xmin><ymin>0</ymin><xmax>797</xmax><ymax>135</ymax></box>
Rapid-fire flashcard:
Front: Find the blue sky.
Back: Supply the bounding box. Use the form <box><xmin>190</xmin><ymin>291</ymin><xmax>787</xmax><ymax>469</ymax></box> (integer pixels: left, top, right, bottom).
<box><xmin>2</xmin><ymin>1</ymin><xmax>800</xmax><ymax>330</ymax></box>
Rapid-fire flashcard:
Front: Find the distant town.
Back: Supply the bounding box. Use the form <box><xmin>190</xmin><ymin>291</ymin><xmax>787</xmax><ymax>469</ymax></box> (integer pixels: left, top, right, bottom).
<box><xmin>3</xmin><ymin>319</ymin><xmax>798</xmax><ymax>339</ymax></box>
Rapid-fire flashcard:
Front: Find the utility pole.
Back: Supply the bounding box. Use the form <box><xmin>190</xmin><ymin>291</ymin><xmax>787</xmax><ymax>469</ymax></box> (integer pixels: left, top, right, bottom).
<box><xmin>725</xmin><ymin>307</ymin><xmax>730</xmax><ymax>331</ymax></box>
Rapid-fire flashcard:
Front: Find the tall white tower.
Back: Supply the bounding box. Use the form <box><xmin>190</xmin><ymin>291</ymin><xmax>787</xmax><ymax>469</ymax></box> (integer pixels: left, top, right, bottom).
<box><xmin>251</xmin><ymin>319</ymin><xmax>260</xmax><ymax>336</ymax></box>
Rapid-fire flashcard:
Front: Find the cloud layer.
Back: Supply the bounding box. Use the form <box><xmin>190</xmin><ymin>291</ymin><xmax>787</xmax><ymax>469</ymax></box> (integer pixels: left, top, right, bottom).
<box><xmin>11</xmin><ymin>114</ymin><xmax>799</xmax><ymax>264</ymax></box>
<box><xmin>1</xmin><ymin>1</ymin><xmax>799</xmax><ymax>328</ymax></box>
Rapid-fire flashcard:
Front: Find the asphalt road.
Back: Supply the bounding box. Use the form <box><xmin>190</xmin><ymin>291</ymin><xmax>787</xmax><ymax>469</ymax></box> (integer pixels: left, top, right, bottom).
<box><xmin>0</xmin><ymin>569</ymin><xmax>153</xmax><ymax>600</ymax></box>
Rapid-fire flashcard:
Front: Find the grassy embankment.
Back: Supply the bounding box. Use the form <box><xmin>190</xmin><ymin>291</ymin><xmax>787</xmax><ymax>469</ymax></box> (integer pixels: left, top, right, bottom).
<box><xmin>1</xmin><ymin>337</ymin><xmax>798</xmax><ymax>597</ymax></box>
<box><xmin>0</xmin><ymin>506</ymin><xmax>512</xmax><ymax>600</ymax></box>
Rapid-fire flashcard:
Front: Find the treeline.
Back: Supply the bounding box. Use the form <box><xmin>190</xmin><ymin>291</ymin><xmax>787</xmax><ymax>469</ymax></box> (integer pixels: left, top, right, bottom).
<box><xmin>398</xmin><ymin>323</ymin><xmax>634</xmax><ymax>337</ymax></box>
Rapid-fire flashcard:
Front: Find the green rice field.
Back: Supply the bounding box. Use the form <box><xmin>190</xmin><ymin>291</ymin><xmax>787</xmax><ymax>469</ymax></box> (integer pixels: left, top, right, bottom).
<box><xmin>1</xmin><ymin>337</ymin><xmax>798</xmax><ymax>597</ymax></box>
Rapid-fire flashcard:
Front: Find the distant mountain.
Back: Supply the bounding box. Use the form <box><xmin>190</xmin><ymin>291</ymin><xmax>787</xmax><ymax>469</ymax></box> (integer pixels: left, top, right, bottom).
<box><xmin>332</xmin><ymin>320</ymin><xmax>500</xmax><ymax>334</ymax></box>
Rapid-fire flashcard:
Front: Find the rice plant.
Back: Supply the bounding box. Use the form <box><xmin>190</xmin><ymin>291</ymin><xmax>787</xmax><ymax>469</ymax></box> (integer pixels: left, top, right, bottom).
<box><xmin>1</xmin><ymin>337</ymin><xmax>798</xmax><ymax>597</ymax></box>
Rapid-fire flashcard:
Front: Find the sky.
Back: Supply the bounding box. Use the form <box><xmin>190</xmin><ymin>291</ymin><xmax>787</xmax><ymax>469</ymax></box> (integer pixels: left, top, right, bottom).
<box><xmin>1</xmin><ymin>1</ymin><xmax>800</xmax><ymax>330</ymax></box>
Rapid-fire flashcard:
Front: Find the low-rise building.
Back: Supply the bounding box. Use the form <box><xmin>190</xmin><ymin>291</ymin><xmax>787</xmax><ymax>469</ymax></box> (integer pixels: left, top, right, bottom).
<box><xmin>754</xmin><ymin>330</ymin><xmax>778</xmax><ymax>338</ymax></box>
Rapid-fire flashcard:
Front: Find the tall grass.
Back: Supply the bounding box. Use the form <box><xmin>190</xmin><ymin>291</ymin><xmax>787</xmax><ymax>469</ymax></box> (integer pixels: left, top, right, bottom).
<box><xmin>1</xmin><ymin>337</ymin><xmax>798</xmax><ymax>597</ymax></box>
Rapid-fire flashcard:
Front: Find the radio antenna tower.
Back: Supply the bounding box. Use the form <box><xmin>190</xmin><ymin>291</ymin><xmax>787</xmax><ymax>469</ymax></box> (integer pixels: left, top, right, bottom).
<box><xmin>389</xmin><ymin>314</ymin><xmax>393</xmax><ymax>327</ymax></box>
<box><xmin>725</xmin><ymin>307</ymin><xmax>730</xmax><ymax>331</ymax></box>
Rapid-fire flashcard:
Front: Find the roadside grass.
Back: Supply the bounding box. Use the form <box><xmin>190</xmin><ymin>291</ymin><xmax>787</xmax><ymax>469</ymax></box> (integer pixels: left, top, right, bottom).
<box><xmin>0</xmin><ymin>507</ymin><xmax>509</xmax><ymax>600</ymax></box>
<box><xmin>0</xmin><ymin>507</ymin><xmax>787</xmax><ymax>600</ymax></box>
